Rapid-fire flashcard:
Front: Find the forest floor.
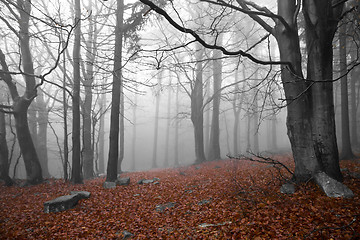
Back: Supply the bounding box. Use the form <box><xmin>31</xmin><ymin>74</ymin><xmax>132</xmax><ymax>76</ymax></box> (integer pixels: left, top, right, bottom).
<box><xmin>1</xmin><ymin>155</ymin><xmax>360</xmax><ymax>239</ymax></box>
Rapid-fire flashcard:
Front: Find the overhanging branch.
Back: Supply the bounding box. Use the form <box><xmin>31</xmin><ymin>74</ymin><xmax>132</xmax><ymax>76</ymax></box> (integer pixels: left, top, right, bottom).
<box><xmin>139</xmin><ymin>0</ymin><xmax>294</xmax><ymax>71</ymax></box>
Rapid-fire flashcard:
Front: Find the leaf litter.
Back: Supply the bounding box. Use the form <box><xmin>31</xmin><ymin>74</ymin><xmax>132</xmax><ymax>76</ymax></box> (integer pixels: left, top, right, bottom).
<box><xmin>0</xmin><ymin>156</ymin><xmax>359</xmax><ymax>239</ymax></box>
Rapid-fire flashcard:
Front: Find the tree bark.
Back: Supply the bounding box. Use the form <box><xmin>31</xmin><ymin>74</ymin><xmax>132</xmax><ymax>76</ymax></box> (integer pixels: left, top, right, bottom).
<box><xmin>0</xmin><ymin>111</ymin><xmax>13</xmax><ymax>186</ymax></box>
<box><xmin>339</xmin><ymin>19</ymin><xmax>354</xmax><ymax>159</ymax></box>
<box><xmin>191</xmin><ymin>47</ymin><xmax>206</xmax><ymax>164</ymax></box>
<box><xmin>208</xmin><ymin>47</ymin><xmax>222</xmax><ymax>161</ymax></box>
<box><xmin>36</xmin><ymin>89</ymin><xmax>50</xmax><ymax>178</ymax></box>
<box><xmin>106</xmin><ymin>0</ymin><xmax>124</xmax><ymax>182</ymax></box>
<box><xmin>152</xmin><ymin>71</ymin><xmax>162</xmax><ymax>168</ymax></box>
<box><xmin>71</xmin><ymin>0</ymin><xmax>83</xmax><ymax>184</ymax></box>
<box><xmin>275</xmin><ymin>0</ymin><xmax>318</xmax><ymax>182</ymax></box>
<box><xmin>303</xmin><ymin>0</ymin><xmax>343</xmax><ymax>181</ymax></box>
<box><xmin>164</xmin><ymin>75</ymin><xmax>172</xmax><ymax>167</ymax></box>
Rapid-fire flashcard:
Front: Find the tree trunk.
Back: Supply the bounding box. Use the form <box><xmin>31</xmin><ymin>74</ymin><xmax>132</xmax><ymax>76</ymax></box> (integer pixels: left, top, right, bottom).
<box><xmin>191</xmin><ymin>47</ymin><xmax>206</xmax><ymax>164</ymax></box>
<box><xmin>17</xmin><ymin>0</ymin><xmax>43</xmax><ymax>184</ymax></box>
<box><xmin>63</xmin><ymin>51</ymin><xmax>69</xmax><ymax>181</ymax></box>
<box><xmin>339</xmin><ymin>20</ymin><xmax>354</xmax><ymax>159</ymax></box>
<box><xmin>164</xmin><ymin>75</ymin><xmax>172</xmax><ymax>167</ymax></box>
<box><xmin>118</xmin><ymin>86</ymin><xmax>124</xmax><ymax>173</ymax></box>
<box><xmin>14</xmin><ymin>99</ymin><xmax>43</xmax><ymax>184</ymax></box>
<box><xmin>98</xmin><ymin>92</ymin><xmax>106</xmax><ymax>174</ymax></box>
<box><xmin>0</xmin><ymin>111</ymin><xmax>13</xmax><ymax>186</ymax></box>
<box><xmin>275</xmin><ymin>0</ymin><xmax>318</xmax><ymax>182</ymax></box>
<box><xmin>208</xmin><ymin>47</ymin><xmax>222</xmax><ymax>161</ymax></box>
<box><xmin>106</xmin><ymin>0</ymin><xmax>124</xmax><ymax>182</ymax></box>
<box><xmin>36</xmin><ymin>89</ymin><xmax>50</xmax><ymax>178</ymax></box>
<box><xmin>131</xmin><ymin>91</ymin><xmax>137</xmax><ymax>171</ymax></box>
<box><xmin>174</xmin><ymin>83</ymin><xmax>180</xmax><ymax>167</ymax></box>
<box><xmin>152</xmin><ymin>71</ymin><xmax>162</xmax><ymax>169</ymax></box>
<box><xmin>303</xmin><ymin>0</ymin><xmax>343</xmax><ymax>181</ymax></box>
<box><xmin>71</xmin><ymin>0</ymin><xmax>83</xmax><ymax>184</ymax></box>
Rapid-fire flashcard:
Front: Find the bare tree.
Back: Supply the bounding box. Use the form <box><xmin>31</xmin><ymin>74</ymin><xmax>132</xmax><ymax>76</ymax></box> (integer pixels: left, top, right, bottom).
<box><xmin>139</xmin><ymin>0</ymin><xmax>349</xmax><ymax>186</ymax></box>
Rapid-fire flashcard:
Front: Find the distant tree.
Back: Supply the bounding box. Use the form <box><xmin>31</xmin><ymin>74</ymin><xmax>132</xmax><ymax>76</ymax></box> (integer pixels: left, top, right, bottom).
<box><xmin>151</xmin><ymin>71</ymin><xmax>162</xmax><ymax>168</ymax></box>
<box><xmin>339</xmin><ymin>14</ymin><xmax>355</xmax><ymax>159</ymax></box>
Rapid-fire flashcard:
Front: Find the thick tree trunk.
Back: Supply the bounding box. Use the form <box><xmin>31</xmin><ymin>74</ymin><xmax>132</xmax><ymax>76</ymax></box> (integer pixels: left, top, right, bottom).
<box><xmin>303</xmin><ymin>0</ymin><xmax>343</xmax><ymax>181</ymax></box>
<box><xmin>275</xmin><ymin>0</ymin><xmax>318</xmax><ymax>182</ymax></box>
<box><xmin>16</xmin><ymin>0</ymin><xmax>43</xmax><ymax>184</ymax></box>
<box><xmin>14</xmin><ymin>99</ymin><xmax>43</xmax><ymax>184</ymax></box>
<box><xmin>0</xmin><ymin>111</ymin><xmax>13</xmax><ymax>186</ymax></box>
<box><xmin>106</xmin><ymin>0</ymin><xmax>124</xmax><ymax>182</ymax></box>
<box><xmin>71</xmin><ymin>0</ymin><xmax>83</xmax><ymax>184</ymax></box>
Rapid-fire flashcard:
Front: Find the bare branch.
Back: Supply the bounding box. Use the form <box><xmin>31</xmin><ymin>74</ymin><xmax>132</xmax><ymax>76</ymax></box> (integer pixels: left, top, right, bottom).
<box><xmin>140</xmin><ymin>0</ymin><xmax>294</xmax><ymax>70</ymax></box>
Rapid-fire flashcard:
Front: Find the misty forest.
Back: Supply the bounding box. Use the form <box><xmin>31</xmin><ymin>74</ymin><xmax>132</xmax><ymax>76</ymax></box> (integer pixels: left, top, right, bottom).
<box><xmin>1</xmin><ymin>0</ymin><xmax>360</xmax><ymax>239</ymax></box>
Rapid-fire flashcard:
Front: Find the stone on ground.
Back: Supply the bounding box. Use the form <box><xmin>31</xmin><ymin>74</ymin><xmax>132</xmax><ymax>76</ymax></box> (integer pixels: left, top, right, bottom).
<box><xmin>44</xmin><ymin>191</ymin><xmax>91</xmax><ymax>213</ymax></box>
<box><xmin>116</xmin><ymin>177</ymin><xmax>130</xmax><ymax>186</ymax></box>
<box><xmin>103</xmin><ymin>181</ymin><xmax>116</xmax><ymax>189</ymax></box>
<box><xmin>280</xmin><ymin>183</ymin><xmax>295</xmax><ymax>194</ymax></box>
<box><xmin>314</xmin><ymin>172</ymin><xmax>354</xmax><ymax>198</ymax></box>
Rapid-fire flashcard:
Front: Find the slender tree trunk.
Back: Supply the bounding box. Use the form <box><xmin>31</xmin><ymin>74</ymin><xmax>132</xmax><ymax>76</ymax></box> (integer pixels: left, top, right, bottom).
<box><xmin>232</xmin><ymin>69</ymin><xmax>242</xmax><ymax>155</ymax></box>
<box><xmin>339</xmin><ymin>20</ymin><xmax>354</xmax><ymax>159</ymax></box>
<box><xmin>82</xmin><ymin>75</ymin><xmax>94</xmax><ymax>178</ymax></box>
<box><xmin>131</xmin><ymin>91</ymin><xmax>137</xmax><ymax>171</ymax></box>
<box><xmin>350</xmin><ymin>36</ymin><xmax>358</xmax><ymax>148</ymax></box>
<box><xmin>118</xmin><ymin>86</ymin><xmax>124</xmax><ymax>173</ymax></box>
<box><xmin>253</xmin><ymin>83</ymin><xmax>259</xmax><ymax>154</ymax></box>
<box><xmin>0</xmin><ymin>111</ymin><xmax>13</xmax><ymax>186</ymax></box>
<box><xmin>164</xmin><ymin>76</ymin><xmax>172</xmax><ymax>167</ymax></box>
<box><xmin>71</xmin><ymin>0</ymin><xmax>83</xmax><ymax>184</ymax></box>
<box><xmin>208</xmin><ymin>46</ymin><xmax>222</xmax><ymax>161</ymax></box>
<box><xmin>63</xmin><ymin>51</ymin><xmax>69</xmax><ymax>181</ymax></box>
<box><xmin>191</xmin><ymin>47</ymin><xmax>206</xmax><ymax>164</ymax></box>
<box><xmin>106</xmin><ymin>0</ymin><xmax>124</xmax><ymax>182</ymax></box>
<box><xmin>36</xmin><ymin>89</ymin><xmax>50</xmax><ymax>178</ymax></box>
<box><xmin>152</xmin><ymin>71</ymin><xmax>162</xmax><ymax>168</ymax></box>
<box><xmin>174</xmin><ymin>83</ymin><xmax>180</xmax><ymax>167</ymax></box>
<box><xmin>98</xmin><ymin>92</ymin><xmax>106</xmax><ymax>174</ymax></box>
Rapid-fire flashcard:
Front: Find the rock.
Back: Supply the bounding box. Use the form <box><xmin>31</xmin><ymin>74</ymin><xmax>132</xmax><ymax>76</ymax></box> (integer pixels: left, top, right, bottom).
<box><xmin>122</xmin><ymin>230</ymin><xmax>134</xmax><ymax>239</ymax></box>
<box><xmin>44</xmin><ymin>194</ymin><xmax>81</xmax><ymax>213</ymax></box>
<box><xmin>214</xmin><ymin>165</ymin><xmax>221</xmax><ymax>169</ymax></box>
<box><xmin>314</xmin><ymin>172</ymin><xmax>354</xmax><ymax>198</ymax></box>
<box><xmin>103</xmin><ymin>181</ymin><xmax>116</xmax><ymax>189</ymax></box>
<box><xmin>179</xmin><ymin>171</ymin><xmax>186</xmax><ymax>176</ymax></box>
<box><xmin>198</xmin><ymin>199</ymin><xmax>211</xmax><ymax>205</ymax></box>
<box><xmin>138</xmin><ymin>178</ymin><xmax>160</xmax><ymax>184</ymax></box>
<box><xmin>70</xmin><ymin>191</ymin><xmax>91</xmax><ymax>199</ymax></box>
<box><xmin>156</xmin><ymin>202</ymin><xmax>177</xmax><ymax>212</ymax></box>
<box><xmin>195</xmin><ymin>166</ymin><xmax>201</xmax><ymax>170</ymax></box>
<box><xmin>280</xmin><ymin>183</ymin><xmax>295</xmax><ymax>194</ymax></box>
<box><xmin>116</xmin><ymin>177</ymin><xmax>130</xmax><ymax>186</ymax></box>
